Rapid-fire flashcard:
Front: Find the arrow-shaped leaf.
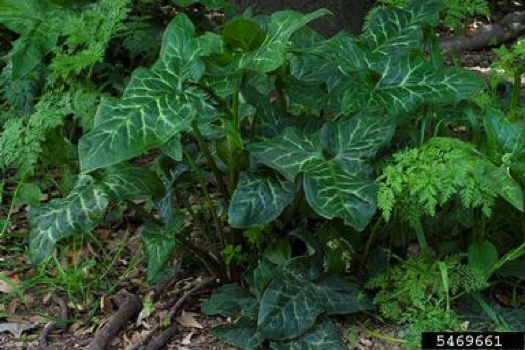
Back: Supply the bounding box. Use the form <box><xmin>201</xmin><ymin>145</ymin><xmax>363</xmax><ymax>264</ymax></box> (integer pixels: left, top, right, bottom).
<box><xmin>269</xmin><ymin>316</ymin><xmax>346</xmax><ymax>350</ymax></box>
<box><xmin>28</xmin><ymin>175</ymin><xmax>109</xmax><ymax>264</ymax></box>
<box><xmin>238</xmin><ymin>9</ymin><xmax>330</xmax><ymax>73</ymax></box>
<box><xmin>229</xmin><ymin>172</ymin><xmax>296</xmax><ymax>228</ymax></box>
<box><xmin>102</xmin><ymin>164</ymin><xmax>165</xmax><ymax>200</ymax></box>
<box><xmin>363</xmin><ymin>0</ymin><xmax>442</xmax><ymax>55</ymax></box>
<box><xmin>79</xmin><ymin>15</ymin><xmax>218</xmax><ymax>172</ymax></box>
<box><xmin>141</xmin><ymin>216</ymin><xmax>182</xmax><ymax>283</ymax></box>
<box><xmin>342</xmin><ymin>55</ymin><xmax>486</xmax><ymax>115</ymax></box>
<box><xmin>248</xmin><ymin>128</ymin><xmax>322</xmax><ymax>181</ymax></box>
<box><xmin>303</xmin><ymin>160</ymin><xmax>378</xmax><ymax>231</ymax></box>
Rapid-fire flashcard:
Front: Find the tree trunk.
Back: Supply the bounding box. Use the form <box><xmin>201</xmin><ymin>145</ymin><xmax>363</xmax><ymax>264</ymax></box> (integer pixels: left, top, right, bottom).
<box><xmin>230</xmin><ymin>0</ymin><xmax>374</xmax><ymax>37</ymax></box>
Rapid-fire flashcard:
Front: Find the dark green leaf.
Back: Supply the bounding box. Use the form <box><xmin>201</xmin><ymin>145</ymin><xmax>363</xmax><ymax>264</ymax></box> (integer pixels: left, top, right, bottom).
<box><xmin>469</xmin><ymin>240</ymin><xmax>499</xmax><ymax>278</ymax></box>
<box><xmin>362</xmin><ymin>0</ymin><xmax>442</xmax><ymax>55</ymax></box>
<box><xmin>269</xmin><ymin>316</ymin><xmax>346</xmax><ymax>350</ymax></box>
<box><xmin>251</xmin><ymin>115</ymin><xmax>394</xmax><ymax>230</ymax></box>
<box><xmin>141</xmin><ymin>216</ymin><xmax>182</xmax><ymax>283</ymax></box>
<box><xmin>258</xmin><ymin>270</ymin><xmax>324</xmax><ymax>340</ymax></box>
<box><xmin>229</xmin><ymin>172</ymin><xmax>295</xmax><ymax>228</ymax></box>
<box><xmin>341</xmin><ymin>56</ymin><xmax>486</xmax><ymax>115</ymax></box>
<box><xmin>303</xmin><ymin>160</ymin><xmax>377</xmax><ymax>231</ymax></box>
<box><xmin>490</xmin><ymin>166</ymin><xmax>523</xmax><ymax>212</ymax></box>
<box><xmin>252</xmin><ymin>259</ymin><xmax>277</xmax><ymax>300</ymax></box>
<box><xmin>238</xmin><ymin>9</ymin><xmax>330</xmax><ymax>73</ymax></box>
<box><xmin>223</xmin><ymin>18</ymin><xmax>266</xmax><ymax>51</ymax></box>
<box><xmin>0</xmin><ymin>0</ymin><xmax>63</xmax><ymax>79</ymax></box>
<box><xmin>160</xmin><ymin>136</ymin><xmax>183</xmax><ymax>162</ymax></box>
<box><xmin>483</xmin><ymin>109</ymin><xmax>525</xmax><ymax>157</ymax></box>
<box><xmin>498</xmin><ymin>260</ymin><xmax>525</xmax><ymax>280</ymax></box>
<box><xmin>241</xmin><ymin>85</ymin><xmax>286</xmax><ymax>138</ymax></box>
<box><xmin>102</xmin><ymin>164</ymin><xmax>165</xmax><ymax>200</ymax></box>
<box><xmin>263</xmin><ymin>239</ymin><xmax>292</xmax><ymax>265</ymax></box>
<box><xmin>248</xmin><ymin>128</ymin><xmax>323</xmax><ymax>181</ymax></box>
<box><xmin>28</xmin><ymin>176</ymin><xmax>109</xmax><ymax>264</ymax></box>
<box><xmin>17</xmin><ymin>182</ymin><xmax>42</xmax><ymax>207</ymax></box>
<box><xmin>316</xmin><ymin>276</ymin><xmax>373</xmax><ymax>315</ymax></box>
<box><xmin>202</xmin><ymin>284</ymin><xmax>257</xmax><ymax>317</ymax></box>
<box><xmin>79</xmin><ymin>15</ymin><xmax>218</xmax><ymax>172</ymax></box>
<box><xmin>212</xmin><ymin>305</ymin><xmax>263</xmax><ymax>348</ymax></box>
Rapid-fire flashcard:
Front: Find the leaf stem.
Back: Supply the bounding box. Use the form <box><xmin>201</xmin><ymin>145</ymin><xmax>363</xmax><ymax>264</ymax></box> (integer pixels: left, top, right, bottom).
<box><xmin>412</xmin><ymin>217</ymin><xmax>431</xmax><ymax>260</ymax></box>
<box><xmin>359</xmin><ymin>216</ymin><xmax>384</xmax><ymax>272</ymax></box>
<box><xmin>182</xmin><ymin>147</ymin><xmax>226</xmax><ymax>250</ymax></box>
<box><xmin>173</xmin><ymin>186</ymin><xmax>213</xmax><ymax>244</ymax></box>
<box><xmin>510</xmin><ymin>70</ymin><xmax>522</xmax><ymax>115</ymax></box>
<box><xmin>191</xmin><ymin>121</ymin><xmax>230</xmax><ymax>198</ymax></box>
<box><xmin>189</xmin><ymin>82</ymin><xmax>234</xmax><ymax>120</ymax></box>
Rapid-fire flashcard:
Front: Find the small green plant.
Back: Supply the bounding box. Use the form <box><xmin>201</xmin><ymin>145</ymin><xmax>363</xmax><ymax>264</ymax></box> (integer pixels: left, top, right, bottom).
<box><xmin>378</xmin><ymin>137</ymin><xmax>523</xmax><ymax>223</ymax></box>
<box><xmin>490</xmin><ymin>38</ymin><xmax>525</xmax><ymax>117</ymax></box>
<box><xmin>26</xmin><ymin>0</ymin><xmax>486</xmax><ymax>285</ymax></box>
<box><xmin>202</xmin><ymin>230</ymin><xmax>372</xmax><ymax>349</ymax></box>
<box><xmin>378</xmin><ymin>137</ymin><xmax>523</xmax><ymax>254</ymax></box>
<box><xmin>365</xmin><ymin>254</ymin><xmax>488</xmax><ymax>346</ymax></box>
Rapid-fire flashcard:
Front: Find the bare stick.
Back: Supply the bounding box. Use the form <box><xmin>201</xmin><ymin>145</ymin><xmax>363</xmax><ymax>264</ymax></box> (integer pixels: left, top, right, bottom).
<box><xmin>130</xmin><ymin>276</ymin><xmax>217</xmax><ymax>350</ymax></box>
<box><xmin>85</xmin><ymin>290</ymin><xmax>142</xmax><ymax>350</ymax></box>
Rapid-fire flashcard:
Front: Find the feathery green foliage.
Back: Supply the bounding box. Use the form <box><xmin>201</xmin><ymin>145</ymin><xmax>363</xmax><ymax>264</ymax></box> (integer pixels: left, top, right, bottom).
<box><xmin>378</xmin><ymin>137</ymin><xmax>523</xmax><ymax>224</ymax></box>
<box><xmin>0</xmin><ymin>0</ymin><xmax>133</xmax><ymax>174</ymax></box>
<box><xmin>366</xmin><ymin>254</ymin><xmax>488</xmax><ymax>344</ymax></box>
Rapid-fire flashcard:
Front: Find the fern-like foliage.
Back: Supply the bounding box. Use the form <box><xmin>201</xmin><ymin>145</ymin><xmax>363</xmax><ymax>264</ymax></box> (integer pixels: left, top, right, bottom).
<box><xmin>0</xmin><ymin>90</ymin><xmax>72</xmax><ymax>173</ymax></box>
<box><xmin>365</xmin><ymin>254</ymin><xmax>487</xmax><ymax>343</ymax></box>
<box><xmin>51</xmin><ymin>0</ymin><xmax>131</xmax><ymax>83</ymax></box>
<box><xmin>378</xmin><ymin>137</ymin><xmax>522</xmax><ymax>224</ymax></box>
<box><xmin>0</xmin><ymin>0</ymin><xmax>133</xmax><ymax>174</ymax></box>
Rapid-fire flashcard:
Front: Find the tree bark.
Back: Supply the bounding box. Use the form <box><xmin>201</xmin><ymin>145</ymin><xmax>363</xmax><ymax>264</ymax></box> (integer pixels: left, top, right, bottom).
<box><xmin>229</xmin><ymin>0</ymin><xmax>374</xmax><ymax>36</ymax></box>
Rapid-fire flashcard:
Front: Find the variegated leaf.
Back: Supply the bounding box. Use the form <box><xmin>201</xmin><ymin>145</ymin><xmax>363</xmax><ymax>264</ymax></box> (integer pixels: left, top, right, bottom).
<box><xmin>28</xmin><ymin>176</ymin><xmax>109</xmax><ymax>264</ymax></box>
<box><xmin>248</xmin><ymin>128</ymin><xmax>323</xmax><ymax>181</ymax></box>
<box><xmin>269</xmin><ymin>316</ymin><xmax>346</xmax><ymax>350</ymax></box>
<box><xmin>79</xmin><ymin>15</ymin><xmax>218</xmax><ymax>172</ymax></box>
<box><xmin>258</xmin><ymin>270</ymin><xmax>324</xmax><ymax>340</ymax></box>
<box><xmin>342</xmin><ymin>55</ymin><xmax>486</xmax><ymax>115</ymax></box>
<box><xmin>250</xmin><ymin>115</ymin><xmax>394</xmax><ymax>231</ymax></box>
<box><xmin>363</xmin><ymin>0</ymin><xmax>442</xmax><ymax>55</ymax></box>
<box><xmin>141</xmin><ymin>216</ymin><xmax>182</xmax><ymax>283</ymax></box>
<box><xmin>229</xmin><ymin>172</ymin><xmax>295</xmax><ymax>228</ymax></box>
<box><xmin>303</xmin><ymin>160</ymin><xmax>378</xmax><ymax>231</ymax></box>
<box><xmin>102</xmin><ymin>164</ymin><xmax>165</xmax><ymax>200</ymax></box>
<box><xmin>238</xmin><ymin>9</ymin><xmax>330</xmax><ymax>73</ymax></box>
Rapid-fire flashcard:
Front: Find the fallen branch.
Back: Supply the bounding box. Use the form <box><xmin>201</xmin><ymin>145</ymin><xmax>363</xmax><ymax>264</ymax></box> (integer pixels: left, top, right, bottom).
<box><xmin>129</xmin><ymin>275</ymin><xmax>218</xmax><ymax>350</ymax></box>
<box><xmin>38</xmin><ymin>293</ymin><xmax>68</xmax><ymax>349</ymax></box>
<box><xmin>439</xmin><ymin>11</ymin><xmax>525</xmax><ymax>53</ymax></box>
<box><xmin>86</xmin><ymin>290</ymin><xmax>142</xmax><ymax>350</ymax></box>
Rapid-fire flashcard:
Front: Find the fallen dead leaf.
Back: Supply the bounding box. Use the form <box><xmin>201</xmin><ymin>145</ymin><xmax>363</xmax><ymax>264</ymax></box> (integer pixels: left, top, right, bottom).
<box><xmin>181</xmin><ymin>332</ymin><xmax>195</xmax><ymax>345</ymax></box>
<box><xmin>100</xmin><ymin>295</ymin><xmax>113</xmax><ymax>315</ymax></box>
<box><xmin>176</xmin><ymin>311</ymin><xmax>203</xmax><ymax>329</ymax></box>
<box><xmin>7</xmin><ymin>298</ymin><xmax>20</xmax><ymax>315</ymax></box>
<box><xmin>0</xmin><ymin>322</ymin><xmax>37</xmax><ymax>338</ymax></box>
<box><xmin>0</xmin><ymin>272</ymin><xmax>21</xmax><ymax>294</ymax></box>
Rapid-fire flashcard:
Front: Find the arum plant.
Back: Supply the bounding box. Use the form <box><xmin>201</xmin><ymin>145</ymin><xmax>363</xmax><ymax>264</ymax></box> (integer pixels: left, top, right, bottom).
<box><xmin>28</xmin><ymin>0</ymin><xmax>485</xmax><ymax>285</ymax></box>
